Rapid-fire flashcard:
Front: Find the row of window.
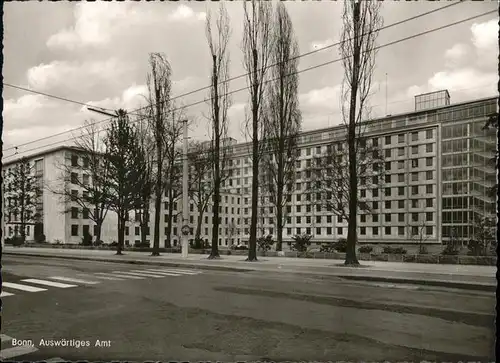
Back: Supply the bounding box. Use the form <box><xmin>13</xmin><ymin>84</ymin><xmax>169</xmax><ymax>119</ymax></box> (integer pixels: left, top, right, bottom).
<box><xmin>277</xmin><ymin>225</ymin><xmax>434</xmax><ymax>237</ymax></box>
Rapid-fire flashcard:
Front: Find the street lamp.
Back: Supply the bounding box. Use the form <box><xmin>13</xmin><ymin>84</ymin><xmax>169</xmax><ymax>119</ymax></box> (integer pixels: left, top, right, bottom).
<box><xmin>87</xmin><ymin>107</ymin><xmax>119</xmax><ymax>118</ymax></box>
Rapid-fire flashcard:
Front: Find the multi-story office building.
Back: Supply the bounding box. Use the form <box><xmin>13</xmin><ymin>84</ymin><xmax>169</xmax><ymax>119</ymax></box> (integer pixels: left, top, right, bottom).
<box><xmin>2</xmin><ymin>90</ymin><xmax>497</xmax><ymax>249</ymax></box>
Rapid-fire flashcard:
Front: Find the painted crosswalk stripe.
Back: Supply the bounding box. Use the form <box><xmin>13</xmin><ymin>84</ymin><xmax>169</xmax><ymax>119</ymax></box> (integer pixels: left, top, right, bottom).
<box><xmin>140</xmin><ymin>269</ymin><xmax>182</xmax><ymax>276</ymax></box>
<box><xmin>1</xmin><ymin>291</ymin><xmax>15</xmax><ymax>297</ymax></box>
<box><xmin>110</xmin><ymin>272</ymin><xmax>145</xmax><ymax>279</ymax></box>
<box><xmin>121</xmin><ymin>271</ymin><xmax>165</xmax><ymax>278</ymax></box>
<box><xmin>92</xmin><ymin>273</ymin><xmax>126</xmax><ymax>280</ymax></box>
<box><xmin>147</xmin><ymin>268</ymin><xmax>200</xmax><ymax>275</ymax></box>
<box><xmin>22</xmin><ymin>279</ymin><xmax>77</xmax><ymax>288</ymax></box>
<box><xmin>153</xmin><ymin>267</ymin><xmax>201</xmax><ymax>274</ymax></box>
<box><xmin>1</xmin><ymin>334</ymin><xmax>13</xmax><ymax>344</ymax></box>
<box><xmin>0</xmin><ymin>345</ymin><xmax>39</xmax><ymax>360</ymax></box>
<box><xmin>2</xmin><ymin>282</ymin><xmax>47</xmax><ymax>292</ymax></box>
<box><xmin>48</xmin><ymin>276</ymin><xmax>100</xmax><ymax>285</ymax></box>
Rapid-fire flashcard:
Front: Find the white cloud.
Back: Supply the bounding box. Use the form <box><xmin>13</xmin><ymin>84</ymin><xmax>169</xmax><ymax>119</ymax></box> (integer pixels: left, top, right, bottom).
<box><xmin>26</xmin><ymin>58</ymin><xmax>133</xmax><ymax>92</ymax></box>
<box><xmin>84</xmin><ymin>84</ymin><xmax>148</xmax><ymax>113</ymax></box>
<box><xmin>300</xmin><ymin>85</ymin><xmax>341</xmax><ymax>110</ymax></box>
<box><xmin>47</xmin><ymin>3</ymin><xmax>135</xmax><ymax>50</ymax></box>
<box><xmin>471</xmin><ymin>19</ymin><xmax>498</xmax><ymax>51</ymax></box>
<box><xmin>445</xmin><ymin>43</ymin><xmax>468</xmax><ymax>61</ymax></box>
<box><xmin>168</xmin><ymin>5</ymin><xmax>206</xmax><ymax>22</ymax></box>
<box><xmin>309</xmin><ymin>39</ymin><xmax>334</xmax><ymax>51</ymax></box>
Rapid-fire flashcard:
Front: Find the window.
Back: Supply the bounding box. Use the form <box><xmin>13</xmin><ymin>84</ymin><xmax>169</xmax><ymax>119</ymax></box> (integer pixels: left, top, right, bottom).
<box><xmin>426</xmin><ymin>185</ymin><xmax>433</xmax><ymax>194</ymax></box>
<box><xmin>71</xmin><ymin>225</ymin><xmax>79</xmax><ymax>236</ymax></box>
<box><xmin>412</xmin><ymin>199</ymin><xmax>419</xmax><ymax>208</ymax></box>
<box><xmin>71</xmin><ymin>207</ymin><xmax>79</xmax><ymax>219</ymax></box>
<box><xmin>398</xmin><ymin>134</ymin><xmax>405</xmax><ymax>143</ymax></box>
<box><xmin>385</xmin><ymin>149</ymin><xmax>391</xmax><ymax>158</ymax></box>
<box><xmin>426</xmin><ymin>212</ymin><xmax>433</xmax><ymax>221</ymax></box>
<box><xmin>398</xmin><ymin>213</ymin><xmax>405</xmax><ymax>222</ymax></box>
<box><xmin>412</xmin><ymin>226</ymin><xmax>419</xmax><ymax>236</ymax></box>
<box><xmin>398</xmin><ymin>147</ymin><xmax>404</xmax><ymax>156</ymax></box>
<box><xmin>306</xmin><ymin>148</ymin><xmax>311</xmax><ymax>156</ymax></box>
<box><xmin>373</xmin><ymin>201</ymin><xmax>378</xmax><ymax>210</ymax></box>
<box><xmin>287</xmin><ymin>228</ymin><xmax>292</xmax><ymax>235</ymax></box>
<box><xmin>373</xmin><ymin>188</ymin><xmax>379</xmax><ymax>197</ymax></box>
<box><xmin>373</xmin><ymin>214</ymin><xmax>379</xmax><ymax>222</ymax></box>
<box><xmin>412</xmin><ymin>146</ymin><xmax>418</xmax><ymax>155</ymax></box>
<box><xmin>316</xmin><ymin>146</ymin><xmax>321</xmax><ymax>154</ymax></box>
<box><xmin>385</xmin><ymin>201</ymin><xmax>391</xmax><ymax>209</ymax></box>
<box><xmin>426</xmin><ymin>198</ymin><xmax>433</xmax><ymax>208</ymax></box>
<box><xmin>426</xmin><ymin>129</ymin><xmax>433</xmax><ymax>139</ymax></box>
<box><xmin>385</xmin><ymin>174</ymin><xmax>391</xmax><ymax>184</ymax></box>
<box><xmin>296</xmin><ymin>205</ymin><xmax>301</xmax><ymax>213</ymax></box>
<box><xmin>385</xmin><ymin>226</ymin><xmax>391</xmax><ymax>235</ymax></box>
<box><xmin>82</xmin><ymin>208</ymin><xmax>89</xmax><ymax>219</ymax></box>
<box><xmin>373</xmin><ymin>227</ymin><xmax>379</xmax><ymax>235</ymax></box>
<box><xmin>398</xmin><ymin>200</ymin><xmax>405</xmax><ymax>209</ymax></box>
<box><xmin>397</xmin><ymin>174</ymin><xmax>404</xmax><ymax>183</ymax></box>
<box><xmin>385</xmin><ymin>213</ymin><xmax>391</xmax><ymax>222</ymax></box>
<box><xmin>316</xmin><ymin>227</ymin><xmax>321</xmax><ymax>235</ymax></box>
<box><xmin>398</xmin><ymin>187</ymin><xmax>405</xmax><ymax>196</ymax></box>
<box><xmin>411</xmin><ymin>132</ymin><xmax>418</xmax><ymax>141</ymax></box>
<box><xmin>398</xmin><ymin>161</ymin><xmax>404</xmax><ymax>169</ymax></box>
<box><xmin>71</xmin><ymin>154</ymin><xmax>78</xmax><ymax>167</ymax></box>
<box><xmin>296</xmin><ymin>228</ymin><xmax>301</xmax><ymax>235</ymax></box>
<box><xmin>360</xmin><ymin>215</ymin><xmax>366</xmax><ymax>223</ymax></box>
<box><xmin>306</xmin><ymin>227</ymin><xmax>311</xmax><ymax>235</ymax></box>
<box><xmin>71</xmin><ymin>173</ymin><xmax>78</xmax><ymax>184</ymax></box>
<box><xmin>296</xmin><ymin>216</ymin><xmax>301</xmax><ymax>224</ymax></box>
<box><xmin>411</xmin><ymin>172</ymin><xmax>418</xmax><ymax>181</ymax></box>
<box><xmin>337</xmin><ymin>215</ymin><xmax>342</xmax><ymax>223</ymax></box>
<box><xmin>385</xmin><ymin>135</ymin><xmax>391</xmax><ymax>145</ymax></box>
<box><xmin>398</xmin><ymin>226</ymin><xmax>405</xmax><ymax>236</ymax></box>
<box><xmin>426</xmin><ymin>157</ymin><xmax>433</xmax><ymax>167</ymax></box>
<box><xmin>385</xmin><ymin>187</ymin><xmax>391</xmax><ymax>197</ymax></box>
<box><xmin>426</xmin><ymin>171</ymin><xmax>433</xmax><ymax>180</ymax></box>
<box><xmin>337</xmin><ymin>227</ymin><xmax>343</xmax><ymax>235</ymax></box>
<box><xmin>412</xmin><ymin>186</ymin><xmax>419</xmax><ymax>195</ymax></box>
<box><xmin>135</xmin><ymin>227</ymin><xmax>140</xmax><ymax>236</ymax></box>
<box><xmin>372</xmin><ymin>138</ymin><xmax>379</xmax><ymax>147</ymax></box>
<box><xmin>326</xmin><ymin>227</ymin><xmax>332</xmax><ymax>235</ymax></box>
<box><xmin>385</xmin><ymin>162</ymin><xmax>391</xmax><ymax>171</ymax></box>
<box><xmin>296</xmin><ymin>194</ymin><xmax>301</xmax><ymax>202</ymax></box>
<box><xmin>82</xmin><ymin>225</ymin><xmax>89</xmax><ymax>237</ymax></box>
<box><xmin>327</xmin><ymin>215</ymin><xmax>332</xmax><ymax>223</ymax></box>
<box><xmin>412</xmin><ymin>213</ymin><xmax>419</xmax><ymax>222</ymax></box>
<box><xmin>426</xmin><ymin>143</ymin><xmax>433</xmax><ymax>153</ymax></box>
<box><xmin>411</xmin><ymin>159</ymin><xmax>419</xmax><ymax>168</ymax></box>
<box><xmin>426</xmin><ymin>226</ymin><xmax>433</xmax><ymax>235</ymax></box>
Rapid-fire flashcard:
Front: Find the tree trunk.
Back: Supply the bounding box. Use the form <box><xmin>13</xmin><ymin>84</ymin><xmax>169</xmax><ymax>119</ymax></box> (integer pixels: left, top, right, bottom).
<box><xmin>116</xmin><ymin>214</ymin><xmax>124</xmax><ymax>255</ymax></box>
<box><xmin>209</xmin><ymin>54</ymin><xmax>221</xmax><ymax>260</ymax></box>
<box><xmin>152</xmin><ymin>156</ymin><xmax>162</xmax><ymax>256</ymax></box>
<box><xmin>140</xmin><ymin>221</ymin><xmax>148</xmax><ymax>245</ymax></box>
<box><xmin>95</xmin><ymin>221</ymin><xmax>102</xmax><ymax>243</ymax></box>
<box><xmin>276</xmin><ymin>161</ymin><xmax>284</xmax><ymax>251</ymax></box>
<box><xmin>345</xmin><ymin>1</ymin><xmax>361</xmax><ymax>266</ymax></box>
<box><xmin>195</xmin><ymin>207</ymin><xmax>204</xmax><ymax>241</ymax></box>
<box><xmin>166</xmin><ymin>194</ymin><xmax>174</xmax><ymax>248</ymax></box>
<box><xmin>247</xmin><ymin>71</ymin><xmax>259</xmax><ymax>262</ymax></box>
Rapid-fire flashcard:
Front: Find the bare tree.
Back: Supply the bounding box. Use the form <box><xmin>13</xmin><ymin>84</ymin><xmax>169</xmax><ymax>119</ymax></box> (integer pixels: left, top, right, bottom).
<box><xmin>263</xmin><ymin>2</ymin><xmax>301</xmax><ymax>252</ymax></box>
<box><xmin>104</xmin><ymin>110</ymin><xmax>145</xmax><ymax>255</ymax></box>
<box><xmin>242</xmin><ymin>0</ymin><xmax>274</xmax><ymax>261</ymax></box>
<box><xmin>163</xmin><ymin>104</ymin><xmax>185</xmax><ymax>248</ymax></box>
<box><xmin>339</xmin><ymin>0</ymin><xmax>383</xmax><ymax>265</ymax></box>
<box><xmin>135</xmin><ymin>112</ymin><xmax>155</xmax><ymax>247</ymax></box>
<box><xmin>145</xmin><ymin>52</ymin><xmax>173</xmax><ymax>256</ymax></box>
<box><xmin>50</xmin><ymin>121</ymin><xmax>112</xmax><ymax>244</ymax></box>
<box><xmin>4</xmin><ymin>157</ymin><xmax>41</xmax><ymax>243</ymax></box>
<box><xmin>187</xmin><ymin>141</ymin><xmax>215</xmax><ymax>242</ymax></box>
<box><xmin>310</xmin><ymin>139</ymin><xmax>385</xmax><ymax>243</ymax></box>
<box><xmin>407</xmin><ymin>213</ymin><xmax>430</xmax><ymax>254</ymax></box>
<box><xmin>205</xmin><ymin>3</ymin><xmax>232</xmax><ymax>259</ymax></box>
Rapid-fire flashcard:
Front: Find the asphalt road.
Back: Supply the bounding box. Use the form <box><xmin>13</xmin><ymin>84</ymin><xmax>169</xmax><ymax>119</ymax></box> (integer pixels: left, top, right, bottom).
<box><xmin>1</xmin><ymin>255</ymin><xmax>496</xmax><ymax>362</ymax></box>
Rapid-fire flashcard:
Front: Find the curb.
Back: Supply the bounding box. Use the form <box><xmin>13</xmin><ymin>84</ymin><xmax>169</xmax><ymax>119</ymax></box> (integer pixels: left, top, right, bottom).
<box><xmin>338</xmin><ymin>275</ymin><xmax>496</xmax><ymax>292</ymax></box>
<box><xmin>2</xmin><ymin>251</ymin><xmax>252</xmax><ymax>273</ymax></box>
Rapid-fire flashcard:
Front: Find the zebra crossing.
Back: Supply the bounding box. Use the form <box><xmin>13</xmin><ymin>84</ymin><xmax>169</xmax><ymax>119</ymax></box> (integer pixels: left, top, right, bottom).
<box><xmin>0</xmin><ymin>334</ymin><xmax>65</xmax><ymax>361</ymax></box>
<box><xmin>1</xmin><ymin>267</ymin><xmax>202</xmax><ymax>298</ymax></box>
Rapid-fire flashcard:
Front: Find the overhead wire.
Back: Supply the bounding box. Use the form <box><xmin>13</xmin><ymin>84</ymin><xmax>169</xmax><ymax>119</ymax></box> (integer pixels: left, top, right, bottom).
<box><xmin>2</xmin><ymin>1</ymin><xmax>465</xmax><ymax>153</ymax></box>
<box><xmin>3</xmin><ymin>8</ymin><xmax>495</xmax><ymax>160</ymax></box>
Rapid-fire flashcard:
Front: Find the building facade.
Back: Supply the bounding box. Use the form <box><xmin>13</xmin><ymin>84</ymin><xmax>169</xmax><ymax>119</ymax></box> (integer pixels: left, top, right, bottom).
<box><xmin>2</xmin><ymin>91</ymin><xmax>497</xmax><ymax>248</ymax></box>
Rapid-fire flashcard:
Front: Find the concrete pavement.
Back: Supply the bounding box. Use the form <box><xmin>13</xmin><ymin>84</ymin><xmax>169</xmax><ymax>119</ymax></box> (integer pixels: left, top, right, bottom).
<box><xmin>3</xmin><ymin>246</ymin><xmax>496</xmax><ymax>291</ymax></box>
<box><xmin>0</xmin><ymin>255</ymin><xmax>495</xmax><ymax>361</ymax></box>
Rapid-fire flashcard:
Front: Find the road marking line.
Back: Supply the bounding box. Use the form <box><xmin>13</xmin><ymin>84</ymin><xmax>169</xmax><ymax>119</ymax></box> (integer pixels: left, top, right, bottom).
<box><xmin>0</xmin><ymin>345</ymin><xmax>39</xmax><ymax>360</ymax></box>
<box><xmin>121</xmin><ymin>271</ymin><xmax>164</xmax><ymax>278</ymax></box>
<box><xmin>2</xmin><ymin>282</ymin><xmax>47</xmax><ymax>292</ymax></box>
<box><xmin>44</xmin><ymin>357</ymin><xmax>65</xmax><ymax>363</ymax></box>
<box><xmin>110</xmin><ymin>272</ymin><xmax>145</xmax><ymax>279</ymax></box>
<box><xmin>92</xmin><ymin>273</ymin><xmax>126</xmax><ymax>280</ymax></box>
<box><xmin>22</xmin><ymin>279</ymin><xmax>77</xmax><ymax>288</ymax></box>
<box><xmin>1</xmin><ymin>334</ymin><xmax>13</xmax><ymax>343</ymax></box>
<box><xmin>1</xmin><ymin>291</ymin><xmax>15</xmax><ymax>297</ymax></box>
<box><xmin>48</xmin><ymin>276</ymin><xmax>100</xmax><ymax>285</ymax></box>
<box><xmin>148</xmin><ymin>268</ymin><xmax>200</xmax><ymax>275</ymax></box>
<box><xmin>154</xmin><ymin>268</ymin><xmax>201</xmax><ymax>274</ymax></box>
<box><xmin>139</xmin><ymin>270</ymin><xmax>182</xmax><ymax>276</ymax></box>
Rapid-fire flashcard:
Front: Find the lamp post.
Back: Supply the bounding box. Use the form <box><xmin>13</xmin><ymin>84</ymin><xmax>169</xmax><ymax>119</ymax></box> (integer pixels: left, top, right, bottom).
<box><xmin>181</xmin><ymin>119</ymin><xmax>189</xmax><ymax>258</ymax></box>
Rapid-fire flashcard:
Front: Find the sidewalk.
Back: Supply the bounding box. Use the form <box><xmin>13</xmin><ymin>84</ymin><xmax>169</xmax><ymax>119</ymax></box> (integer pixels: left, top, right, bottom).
<box><xmin>2</xmin><ymin>246</ymin><xmax>497</xmax><ymax>291</ymax></box>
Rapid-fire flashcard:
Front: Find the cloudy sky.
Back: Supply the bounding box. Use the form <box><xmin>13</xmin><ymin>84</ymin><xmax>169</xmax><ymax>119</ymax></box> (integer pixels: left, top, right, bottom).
<box><xmin>2</xmin><ymin>0</ymin><xmax>498</xmax><ymax>162</ymax></box>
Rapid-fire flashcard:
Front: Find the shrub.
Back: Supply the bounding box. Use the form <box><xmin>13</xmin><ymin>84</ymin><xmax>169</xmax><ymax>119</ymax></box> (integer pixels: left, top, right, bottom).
<box><xmin>134</xmin><ymin>241</ymin><xmax>150</xmax><ymax>248</ymax></box>
<box><xmin>442</xmin><ymin>240</ymin><xmax>460</xmax><ymax>255</ymax></box>
<box><xmin>257</xmin><ymin>235</ymin><xmax>275</xmax><ymax>254</ymax></box>
<box><xmin>81</xmin><ymin>232</ymin><xmax>93</xmax><ymax>246</ymax></box>
<box><xmin>234</xmin><ymin>244</ymin><xmax>249</xmax><ymax>250</ymax></box>
<box><xmin>35</xmin><ymin>234</ymin><xmax>46</xmax><ymax>243</ymax></box>
<box><xmin>190</xmin><ymin>237</ymin><xmax>206</xmax><ymax>250</ymax></box>
<box><xmin>109</xmin><ymin>241</ymin><xmax>118</xmax><ymax>247</ymax></box>
<box><xmin>467</xmin><ymin>239</ymin><xmax>484</xmax><ymax>256</ymax></box>
<box><xmin>418</xmin><ymin>245</ymin><xmax>428</xmax><ymax>254</ymax></box>
<box><xmin>320</xmin><ymin>243</ymin><xmax>336</xmax><ymax>253</ymax></box>
<box><xmin>334</xmin><ymin>238</ymin><xmax>348</xmax><ymax>253</ymax></box>
<box><xmin>358</xmin><ymin>245</ymin><xmax>373</xmax><ymax>254</ymax></box>
<box><xmin>5</xmin><ymin>237</ymin><xmax>13</xmax><ymax>245</ymax></box>
<box><xmin>54</xmin><ymin>239</ymin><xmax>62</xmax><ymax>245</ymax></box>
<box><xmin>94</xmin><ymin>239</ymin><xmax>104</xmax><ymax>247</ymax></box>
<box><xmin>12</xmin><ymin>236</ymin><xmax>24</xmax><ymax>246</ymax></box>
<box><xmin>383</xmin><ymin>246</ymin><xmax>407</xmax><ymax>254</ymax></box>
<box><xmin>291</xmin><ymin>234</ymin><xmax>312</xmax><ymax>252</ymax></box>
